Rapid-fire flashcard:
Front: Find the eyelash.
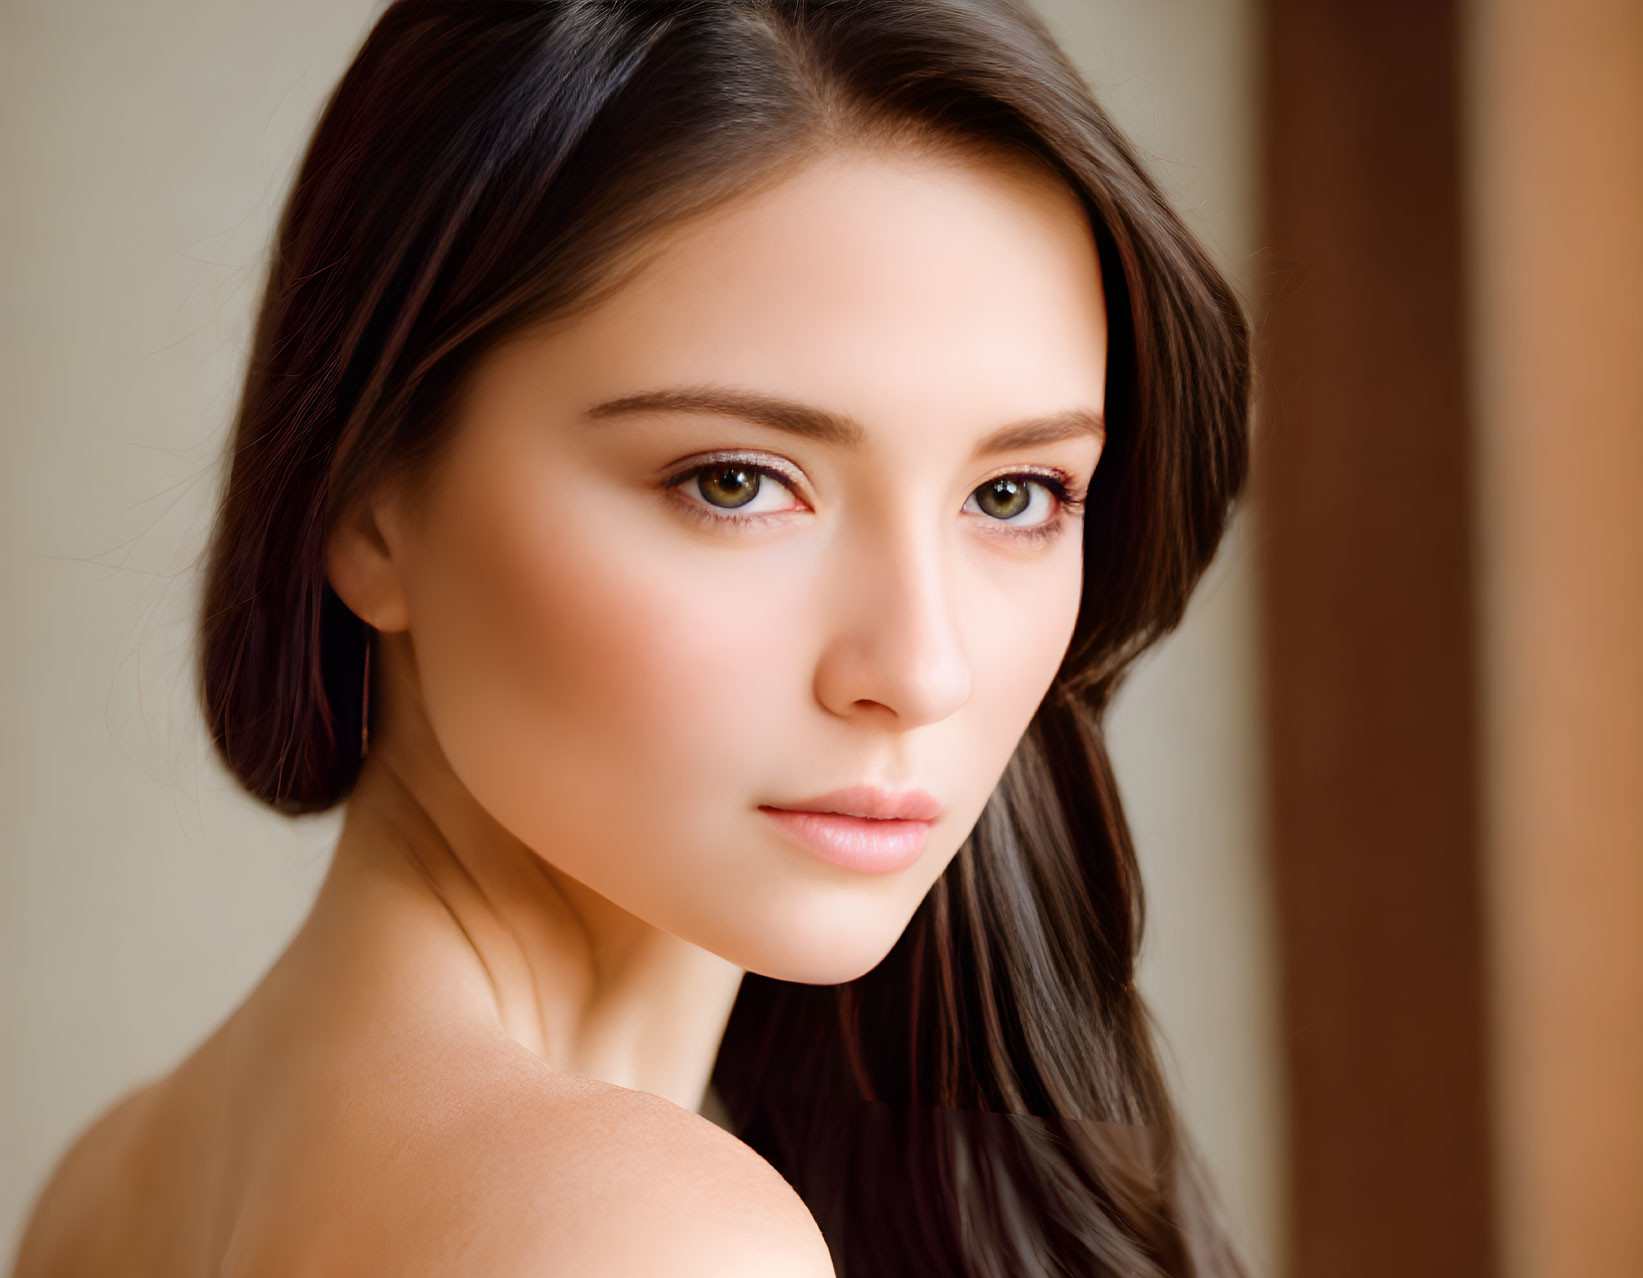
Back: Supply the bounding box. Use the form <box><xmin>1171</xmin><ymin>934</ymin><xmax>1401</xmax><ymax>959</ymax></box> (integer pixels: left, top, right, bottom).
<box><xmin>660</xmin><ymin>451</ymin><xmax>1088</xmax><ymax>547</ymax></box>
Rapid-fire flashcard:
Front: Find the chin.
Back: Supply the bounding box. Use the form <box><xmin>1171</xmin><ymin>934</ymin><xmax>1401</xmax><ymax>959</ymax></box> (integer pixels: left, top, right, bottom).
<box><xmin>727</xmin><ymin>915</ymin><xmax>909</xmax><ymax>987</ymax></box>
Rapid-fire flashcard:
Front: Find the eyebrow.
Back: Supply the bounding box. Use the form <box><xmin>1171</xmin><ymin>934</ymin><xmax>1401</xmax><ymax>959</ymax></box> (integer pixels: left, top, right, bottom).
<box><xmin>581</xmin><ymin>384</ymin><xmax>1105</xmax><ymax>457</ymax></box>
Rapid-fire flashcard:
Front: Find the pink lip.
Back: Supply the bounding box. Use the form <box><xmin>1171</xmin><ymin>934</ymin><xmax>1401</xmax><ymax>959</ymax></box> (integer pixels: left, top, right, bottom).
<box><xmin>764</xmin><ymin>784</ymin><xmax>941</xmax><ymax>822</ymax></box>
<box><xmin>759</xmin><ymin>809</ymin><xmax>933</xmax><ymax>874</ymax></box>
<box><xmin>757</xmin><ymin>784</ymin><xmax>940</xmax><ymax>875</ymax></box>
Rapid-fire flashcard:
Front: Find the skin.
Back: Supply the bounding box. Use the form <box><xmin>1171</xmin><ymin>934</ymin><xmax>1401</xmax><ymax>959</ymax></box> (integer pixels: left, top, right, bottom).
<box><xmin>11</xmin><ymin>144</ymin><xmax>1106</xmax><ymax>1277</ymax></box>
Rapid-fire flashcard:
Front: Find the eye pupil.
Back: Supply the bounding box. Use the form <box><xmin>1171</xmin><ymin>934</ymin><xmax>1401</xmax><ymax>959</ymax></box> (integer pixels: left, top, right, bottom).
<box><xmin>977</xmin><ymin>477</ymin><xmax>1030</xmax><ymax>520</ymax></box>
<box><xmin>698</xmin><ymin>466</ymin><xmax>760</xmax><ymax>508</ymax></box>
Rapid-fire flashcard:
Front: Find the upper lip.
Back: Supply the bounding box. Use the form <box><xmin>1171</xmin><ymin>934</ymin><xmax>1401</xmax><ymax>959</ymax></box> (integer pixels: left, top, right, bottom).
<box><xmin>763</xmin><ymin>784</ymin><xmax>941</xmax><ymax>822</ymax></box>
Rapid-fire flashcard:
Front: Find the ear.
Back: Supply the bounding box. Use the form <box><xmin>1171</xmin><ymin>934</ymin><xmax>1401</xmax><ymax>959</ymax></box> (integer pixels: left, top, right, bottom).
<box><xmin>325</xmin><ymin>493</ymin><xmax>411</xmax><ymax>634</ymax></box>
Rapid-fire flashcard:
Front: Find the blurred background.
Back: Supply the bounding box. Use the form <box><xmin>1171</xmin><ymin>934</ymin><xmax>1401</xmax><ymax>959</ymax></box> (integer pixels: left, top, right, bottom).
<box><xmin>2</xmin><ymin>2</ymin><xmax>1637</xmax><ymax>1275</ymax></box>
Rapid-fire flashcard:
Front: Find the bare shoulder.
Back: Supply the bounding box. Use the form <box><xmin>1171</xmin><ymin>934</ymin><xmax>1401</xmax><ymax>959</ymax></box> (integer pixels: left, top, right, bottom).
<box><xmin>9</xmin><ymin>1080</ymin><xmax>161</xmax><ymax>1277</ymax></box>
<box><xmin>251</xmin><ymin>1034</ymin><xmax>836</xmax><ymax>1278</ymax></box>
<box><xmin>470</xmin><ymin>1069</ymin><xmax>837</xmax><ymax>1277</ymax></box>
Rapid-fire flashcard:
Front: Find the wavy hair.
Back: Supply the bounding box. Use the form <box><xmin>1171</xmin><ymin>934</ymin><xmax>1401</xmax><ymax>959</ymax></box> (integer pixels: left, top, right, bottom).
<box><xmin>196</xmin><ymin>2</ymin><xmax>1253</xmax><ymax>1274</ymax></box>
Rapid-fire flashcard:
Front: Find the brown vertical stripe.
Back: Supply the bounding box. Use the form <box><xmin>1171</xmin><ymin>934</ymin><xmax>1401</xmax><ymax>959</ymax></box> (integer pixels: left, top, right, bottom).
<box><xmin>1254</xmin><ymin>2</ymin><xmax>1496</xmax><ymax>1275</ymax></box>
<box><xmin>1473</xmin><ymin>2</ymin><xmax>1643</xmax><ymax>1275</ymax></box>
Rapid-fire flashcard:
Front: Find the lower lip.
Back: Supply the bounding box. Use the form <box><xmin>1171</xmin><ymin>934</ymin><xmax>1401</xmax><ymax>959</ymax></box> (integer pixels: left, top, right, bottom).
<box><xmin>758</xmin><ymin>807</ymin><xmax>933</xmax><ymax>874</ymax></box>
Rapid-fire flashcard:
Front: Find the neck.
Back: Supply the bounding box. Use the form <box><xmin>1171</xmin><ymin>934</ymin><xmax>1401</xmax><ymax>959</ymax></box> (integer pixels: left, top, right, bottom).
<box><xmin>298</xmin><ymin>733</ymin><xmax>746</xmax><ymax>1115</ymax></box>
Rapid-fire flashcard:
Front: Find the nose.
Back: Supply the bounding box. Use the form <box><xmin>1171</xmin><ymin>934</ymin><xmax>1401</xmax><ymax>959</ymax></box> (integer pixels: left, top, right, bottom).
<box><xmin>812</xmin><ymin>517</ymin><xmax>973</xmax><ymax>728</ymax></box>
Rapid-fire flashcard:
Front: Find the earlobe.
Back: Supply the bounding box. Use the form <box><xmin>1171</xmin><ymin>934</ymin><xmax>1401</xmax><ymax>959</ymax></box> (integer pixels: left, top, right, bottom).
<box><xmin>324</xmin><ymin>499</ymin><xmax>412</xmax><ymax>634</ymax></box>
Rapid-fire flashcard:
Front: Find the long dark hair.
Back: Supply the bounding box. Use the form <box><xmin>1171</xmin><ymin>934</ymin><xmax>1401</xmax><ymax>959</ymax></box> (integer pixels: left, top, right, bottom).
<box><xmin>196</xmin><ymin>2</ymin><xmax>1253</xmax><ymax>1274</ymax></box>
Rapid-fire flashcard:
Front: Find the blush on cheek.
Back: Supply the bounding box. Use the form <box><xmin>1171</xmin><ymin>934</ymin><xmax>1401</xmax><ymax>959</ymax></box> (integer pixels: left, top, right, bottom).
<box><xmin>450</xmin><ymin>501</ymin><xmax>778</xmax><ymax>810</ymax></box>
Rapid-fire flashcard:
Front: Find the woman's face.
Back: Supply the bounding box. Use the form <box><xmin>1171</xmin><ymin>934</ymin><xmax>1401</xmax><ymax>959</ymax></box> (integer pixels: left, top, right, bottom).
<box><xmin>362</xmin><ymin>148</ymin><xmax>1106</xmax><ymax>985</ymax></box>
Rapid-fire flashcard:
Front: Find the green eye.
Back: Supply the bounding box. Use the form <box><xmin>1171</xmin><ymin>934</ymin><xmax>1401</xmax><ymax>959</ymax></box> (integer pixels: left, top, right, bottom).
<box><xmin>962</xmin><ymin>473</ymin><xmax>1086</xmax><ymax>547</ymax></box>
<box><xmin>693</xmin><ymin>464</ymin><xmax>765</xmax><ymax>509</ymax></box>
<box><xmin>973</xmin><ymin>476</ymin><xmax>1034</xmax><ymax>520</ymax></box>
<box><xmin>665</xmin><ymin>457</ymin><xmax>805</xmax><ymax>529</ymax></box>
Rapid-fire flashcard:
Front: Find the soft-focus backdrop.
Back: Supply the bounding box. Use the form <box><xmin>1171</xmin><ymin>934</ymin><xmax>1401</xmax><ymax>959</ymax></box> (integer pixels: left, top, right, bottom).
<box><xmin>6</xmin><ymin>3</ymin><xmax>1640</xmax><ymax>1277</ymax></box>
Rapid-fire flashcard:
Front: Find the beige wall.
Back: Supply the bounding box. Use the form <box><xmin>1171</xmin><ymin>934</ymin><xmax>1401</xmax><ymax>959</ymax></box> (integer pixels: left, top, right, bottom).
<box><xmin>0</xmin><ymin>2</ymin><xmax>1281</xmax><ymax>1272</ymax></box>
<box><xmin>1</xmin><ymin>2</ymin><xmax>388</xmax><ymax>1259</ymax></box>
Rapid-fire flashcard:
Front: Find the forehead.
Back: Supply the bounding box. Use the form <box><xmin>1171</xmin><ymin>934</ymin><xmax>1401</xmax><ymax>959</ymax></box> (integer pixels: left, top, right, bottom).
<box><xmin>479</xmin><ymin>149</ymin><xmax>1108</xmax><ymax>445</ymax></box>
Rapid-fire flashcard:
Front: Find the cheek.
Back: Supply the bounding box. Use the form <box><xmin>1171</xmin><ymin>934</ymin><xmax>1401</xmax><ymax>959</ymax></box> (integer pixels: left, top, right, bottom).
<box><xmin>409</xmin><ymin>482</ymin><xmax>782</xmax><ymax>825</ymax></box>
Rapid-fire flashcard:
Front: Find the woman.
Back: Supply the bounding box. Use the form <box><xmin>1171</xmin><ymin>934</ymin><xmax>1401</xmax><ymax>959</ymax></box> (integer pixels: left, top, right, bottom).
<box><xmin>11</xmin><ymin>1</ymin><xmax>1252</xmax><ymax>1274</ymax></box>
